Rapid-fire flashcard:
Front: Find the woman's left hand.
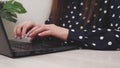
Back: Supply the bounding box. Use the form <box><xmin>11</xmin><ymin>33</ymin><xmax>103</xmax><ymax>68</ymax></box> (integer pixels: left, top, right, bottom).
<box><xmin>27</xmin><ymin>24</ymin><xmax>69</xmax><ymax>41</ymax></box>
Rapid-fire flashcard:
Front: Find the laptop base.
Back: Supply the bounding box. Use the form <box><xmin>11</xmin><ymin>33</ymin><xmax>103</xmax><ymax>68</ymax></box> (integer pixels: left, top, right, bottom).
<box><xmin>9</xmin><ymin>40</ymin><xmax>79</xmax><ymax>58</ymax></box>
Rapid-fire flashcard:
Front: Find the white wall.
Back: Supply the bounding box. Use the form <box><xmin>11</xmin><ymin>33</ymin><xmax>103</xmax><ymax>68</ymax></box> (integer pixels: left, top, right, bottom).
<box><xmin>16</xmin><ymin>0</ymin><xmax>52</xmax><ymax>23</ymax></box>
<box><xmin>2</xmin><ymin>0</ymin><xmax>52</xmax><ymax>39</ymax></box>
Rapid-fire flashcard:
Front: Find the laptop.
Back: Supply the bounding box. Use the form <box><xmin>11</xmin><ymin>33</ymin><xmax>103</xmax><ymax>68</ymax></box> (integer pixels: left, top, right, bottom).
<box><xmin>0</xmin><ymin>18</ymin><xmax>80</xmax><ymax>58</ymax></box>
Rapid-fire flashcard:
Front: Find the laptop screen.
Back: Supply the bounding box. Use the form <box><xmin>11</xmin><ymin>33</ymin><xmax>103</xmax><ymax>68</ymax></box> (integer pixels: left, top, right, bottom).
<box><xmin>0</xmin><ymin>18</ymin><xmax>12</xmax><ymax>57</ymax></box>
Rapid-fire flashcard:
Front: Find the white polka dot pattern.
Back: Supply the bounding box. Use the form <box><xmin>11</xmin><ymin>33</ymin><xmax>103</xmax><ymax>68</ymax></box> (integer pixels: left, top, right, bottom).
<box><xmin>45</xmin><ymin>0</ymin><xmax>120</xmax><ymax>50</ymax></box>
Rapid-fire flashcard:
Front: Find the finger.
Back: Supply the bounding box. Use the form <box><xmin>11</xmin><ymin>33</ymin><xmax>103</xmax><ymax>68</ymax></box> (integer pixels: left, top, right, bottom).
<box><xmin>16</xmin><ymin>24</ymin><xmax>25</xmax><ymax>38</ymax></box>
<box><xmin>29</xmin><ymin>26</ymin><xmax>48</xmax><ymax>37</ymax></box>
<box><xmin>27</xmin><ymin>26</ymin><xmax>40</xmax><ymax>36</ymax></box>
<box><xmin>38</xmin><ymin>30</ymin><xmax>51</xmax><ymax>37</ymax></box>
<box><xmin>21</xmin><ymin>25</ymin><xmax>28</xmax><ymax>38</ymax></box>
<box><xmin>27</xmin><ymin>24</ymin><xmax>44</xmax><ymax>35</ymax></box>
<box><xmin>13</xmin><ymin>25</ymin><xmax>18</xmax><ymax>38</ymax></box>
<box><xmin>21</xmin><ymin>24</ymin><xmax>34</xmax><ymax>38</ymax></box>
<box><xmin>14</xmin><ymin>22</ymin><xmax>26</xmax><ymax>38</ymax></box>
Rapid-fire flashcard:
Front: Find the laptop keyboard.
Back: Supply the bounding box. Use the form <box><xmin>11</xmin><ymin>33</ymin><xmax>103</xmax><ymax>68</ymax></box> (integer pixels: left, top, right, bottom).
<box><xmin>9</xmin><ymin>40</ymin><xmax>65</xmax><ymax>51</ymax></box>
<box><xmin>10</xmin><ymin>40</ymin><xmax>45</xmax><ymax>51</ymax></box>
<box><xmin>9</xmin><ymin>39</ymin><xmax>79</xmax><ymax>54</ymax></box>
<box><xmin>9</xmin><ymin>36</ymin><xmax>79</xmax><ymax>53</ymax></box>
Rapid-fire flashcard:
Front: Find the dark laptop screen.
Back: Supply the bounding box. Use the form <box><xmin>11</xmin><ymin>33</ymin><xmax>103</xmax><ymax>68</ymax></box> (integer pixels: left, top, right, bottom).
<box><xmin>0</xmin><ymin>18</ymin><xmax>12</xmax><ymax>57</ymax></box>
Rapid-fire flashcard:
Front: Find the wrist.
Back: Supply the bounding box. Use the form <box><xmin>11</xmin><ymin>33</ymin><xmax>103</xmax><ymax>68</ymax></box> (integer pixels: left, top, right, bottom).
<box><xmin>53</xmin><ymin>26</ymin><xmax>69</xmax><ymax>41</ymax></box>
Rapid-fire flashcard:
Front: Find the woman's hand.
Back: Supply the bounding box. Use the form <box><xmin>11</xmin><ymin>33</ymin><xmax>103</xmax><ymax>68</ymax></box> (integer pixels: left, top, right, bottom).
<box><xmin>14</xmin><ymin>21</ymin><xmax>37</xmax><ymax>38</ymax></box>
<box><xmin>14</xmin><ymin>21</ymin><xmax>69</xmax><ymax>41</ymax></box>
<box><xmin>27</xmin><ymin>24</ymin><xmax>69</xmax><ymax>41</ymax></box>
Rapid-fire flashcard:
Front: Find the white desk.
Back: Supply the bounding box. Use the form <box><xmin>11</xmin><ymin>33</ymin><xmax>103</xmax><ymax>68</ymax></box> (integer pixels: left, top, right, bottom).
<box><xmin>0</xmin><ymin>50</ymin><xmax>120</xmax><ymax>68</ymax></box>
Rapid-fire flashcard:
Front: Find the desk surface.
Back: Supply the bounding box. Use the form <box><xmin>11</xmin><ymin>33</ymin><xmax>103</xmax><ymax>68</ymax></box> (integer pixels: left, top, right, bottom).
<box><xmin>0</xmin><ymin>50</ymin><xmax>120</xmax><ymax>68</ymax></box>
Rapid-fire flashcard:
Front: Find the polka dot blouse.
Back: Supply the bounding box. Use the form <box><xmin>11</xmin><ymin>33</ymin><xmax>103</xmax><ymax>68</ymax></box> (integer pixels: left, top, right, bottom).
<box><xmin>46</xmin><ymin>0</ymin><xmax>120</xmax><ymax>50</ymax></box>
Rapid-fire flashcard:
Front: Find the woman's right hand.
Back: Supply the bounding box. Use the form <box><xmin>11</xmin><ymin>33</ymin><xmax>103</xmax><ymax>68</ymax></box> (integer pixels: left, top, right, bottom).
<box><xmin>14</xmin><ymin>21</ymin><xmax>37</xmax><ymax>38</ymax></box>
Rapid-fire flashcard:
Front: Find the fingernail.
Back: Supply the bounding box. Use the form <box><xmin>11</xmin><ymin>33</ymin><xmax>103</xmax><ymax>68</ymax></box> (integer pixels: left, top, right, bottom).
<box><xmin>38</xmin><ymin>33</ymin><xmax>41</xmax><ymax>36</ymax></box>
